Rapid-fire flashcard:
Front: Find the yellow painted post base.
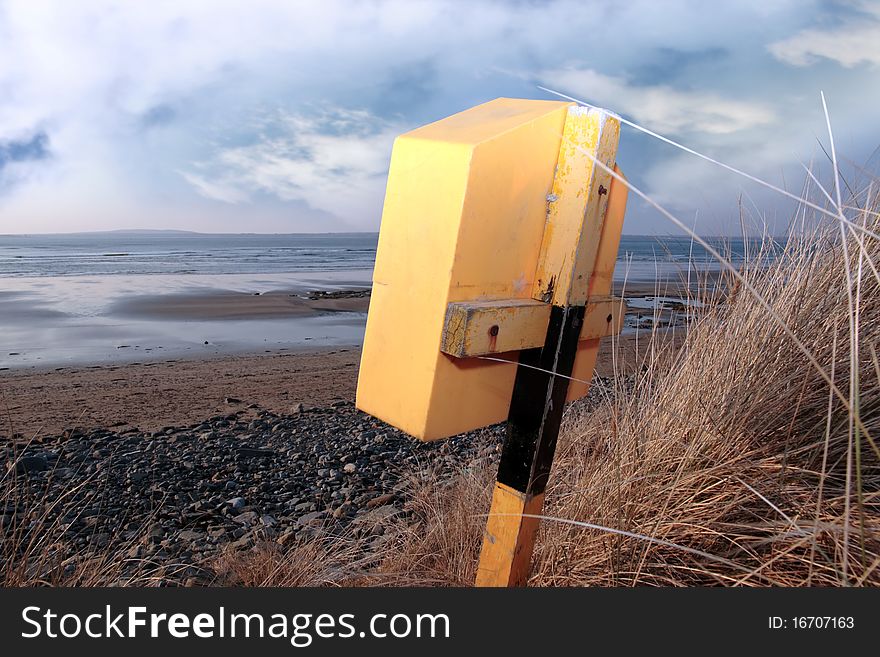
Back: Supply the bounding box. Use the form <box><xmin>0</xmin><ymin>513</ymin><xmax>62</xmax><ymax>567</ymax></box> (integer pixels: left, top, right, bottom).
<box><xmin>475</xmin><ymin>483</ymin><xmax>545</xmax><ymax>587</ymax></box>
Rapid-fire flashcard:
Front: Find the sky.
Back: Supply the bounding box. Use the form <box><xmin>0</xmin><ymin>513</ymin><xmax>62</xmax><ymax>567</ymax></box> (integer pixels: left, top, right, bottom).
<box><xmin>0</xmin><ymin>0</ymin><xmax>878</xmax><ymax>236</ymax></box>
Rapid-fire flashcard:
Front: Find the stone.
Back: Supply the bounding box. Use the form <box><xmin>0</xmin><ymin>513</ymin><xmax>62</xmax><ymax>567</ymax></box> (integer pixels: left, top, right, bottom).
<box><xmin>231</xmin><ymin>535</ymin><xmax>253</xmax><ymax>550</ymax></box>
<box><xmin>227</xmin><ymin>497</ymin><xmax>247</xmax><ymax>510</ymax></box>
<box><xmin>146</xmin><ymin>523</ymin><xmax>165</xmax><ymax>542</ymax></box>
<box><xmin>295</xmin><ymin>511</ymin><xmax>325</xmax><ymax>528</ymax></box>
<box><xmin>343</xmin><ymin>463</ymin><xmax>357</xmax><ymax>474</ymax></box>
<box><xmin>354</xmin><ymin>505</ymin><xmax>399</xmax><ymax>525</ymax></box>
<box><xmin>129</xmin><ymin>470</ymin><xmax>149</xmax><ymax>484</ymax></box>
<box><xmin>236</xmin><ymin>448</ymin><xmax>274</xmax><ymax>459</ymax></box>
<box><xmin>12</xmin><ymin>455</ymin><xmax>48</xmax><ymax>474</ymax></box>
<box><xmin>366</xmin><ymin>493</ymin><xmax>396</xmax><ymax>508</ymax></box>
<box><xmin>233</xmin><ymin>511</ymin><xmax>259</xmax><ymax>525</ymax></box>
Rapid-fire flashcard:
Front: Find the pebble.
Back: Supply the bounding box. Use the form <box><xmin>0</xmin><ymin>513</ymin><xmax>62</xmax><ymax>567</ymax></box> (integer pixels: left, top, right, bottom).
<box><xmin>233</xmin><ymin>511</ymin><xmax>259</xmax><ymax>525</ymax></box>
<box><xmin>296</xmin><ymin>511</ymin><xmax>325</xmax><ymax>527</ymax></box>
<box><xmin>227</xmin><ymin>497</ymin><xmax>247</xmax><ymax>510</ymax></box>
<box><xmin>12</xmin><ymin>455</ymin><xmax>49</xmax><ymax>474</ymax></box>
<box><xmin>236</xmin><ymin>448</ymin><xmax>274</xmax><ymax>459</ymax></box>
<box><xmin>146</xmin><ymin>523</ymin><xmax>165</xmax><ymax>542</ymax></box>
<box><xmin>366</xmin><ymin>493</ymin><xmax>395</xmax><ymax>508</ymax></box>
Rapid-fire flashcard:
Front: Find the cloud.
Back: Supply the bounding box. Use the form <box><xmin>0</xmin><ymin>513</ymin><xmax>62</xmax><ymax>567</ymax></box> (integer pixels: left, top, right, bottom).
<box><xmin>769</xmin><ymin>25</ymin><xmax>880</xmax><ymax>68</ymax></box>
<box><xmin>0</xmin><ymin>0</ymin><xmax>875</xmax><ymax>234</ymax></box>
<box><xmin>537</xmin><ymin>68</ymin><xmax>775</xmax><ymax>136</ymax></box>
<box><xmin>178</xmin><ymin>171</ymin><xmax>248</xmax><ymax>204</ymax></box>
<box><xmin>0</xmin><ymin>131</ymin><xmax>50</xmax><ymax>170</ymax></box>
<box><xmin>0</xmin><ymin>131</ymin><xmax>51</xmax><ymax>192</ymax></box>
<box><xmin>139</xmin><ymin>105</ymin><xmax>177</xmax><ymax>129</ymax></box>
<box><xmin>768</xmin><ymin>4</ymin><xmax>880</xmax><ymax>67</ymax></box>
<box><xmin>181</xmin><ymin>108</ymin><xmax>402</xmax><ymax>219</ymax></box>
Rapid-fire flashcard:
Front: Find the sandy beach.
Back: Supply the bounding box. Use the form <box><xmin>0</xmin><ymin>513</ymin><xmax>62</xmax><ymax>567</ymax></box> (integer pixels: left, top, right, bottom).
<box><xmin>0</xmin><ymin>267</ymin><xmax>696</xmax><ymax>439</ymax></box>
<box><xmin>1</xmin><ymin>333</ymin><xmax>661</xmax><ymax>440</ymax></box>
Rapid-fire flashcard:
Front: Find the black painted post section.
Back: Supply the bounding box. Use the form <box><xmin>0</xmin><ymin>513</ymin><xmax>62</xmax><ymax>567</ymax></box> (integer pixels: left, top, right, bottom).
<box><xmin>496</xmin><ymin>304</ymin><xmax>585</xmax><ymax>497</ymax></box>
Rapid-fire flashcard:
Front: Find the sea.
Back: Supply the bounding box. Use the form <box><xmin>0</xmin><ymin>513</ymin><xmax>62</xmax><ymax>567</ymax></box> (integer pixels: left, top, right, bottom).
<box><xmin>0</xmin><ymin>232</ymin><xmax>771</xmax><ymax>369</ymax></box>
<box><xmin>0</xmin><ymin>232</ymin><xmax>765</xmax><ymax>280</ymax></box>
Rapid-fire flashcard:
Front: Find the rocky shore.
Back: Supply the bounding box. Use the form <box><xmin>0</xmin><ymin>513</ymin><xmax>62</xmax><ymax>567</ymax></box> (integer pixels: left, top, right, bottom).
<box><xmin>2</xmin><ymin>400</ymin><xmax>505</xmax><ymax>585</ymax></box>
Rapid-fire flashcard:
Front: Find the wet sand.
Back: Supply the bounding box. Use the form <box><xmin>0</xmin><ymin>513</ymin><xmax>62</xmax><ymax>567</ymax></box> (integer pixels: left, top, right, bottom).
<box><xmin>0</xmin><ymin>273</ymin><xmax>372</xmax><ymax>369</ymax></box>
<box><xmin>110</xmin><ymin>289</ymin><xmax>371</xmax><ymax>320</ymax></box>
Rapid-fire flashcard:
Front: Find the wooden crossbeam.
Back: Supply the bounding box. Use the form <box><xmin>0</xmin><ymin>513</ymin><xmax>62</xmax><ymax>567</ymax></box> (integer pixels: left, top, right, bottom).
<box><xmin>440</xmin><ymin>296</ymin><xmax>625</xmax><ymax>358</ymax></box>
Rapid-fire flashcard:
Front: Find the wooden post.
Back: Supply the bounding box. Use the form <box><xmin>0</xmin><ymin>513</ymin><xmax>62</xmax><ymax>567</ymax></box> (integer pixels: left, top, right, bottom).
<box><xmin>475</xmin><ymin>106</ymin><xmax>622</xmax><ymax>587</ymax></box>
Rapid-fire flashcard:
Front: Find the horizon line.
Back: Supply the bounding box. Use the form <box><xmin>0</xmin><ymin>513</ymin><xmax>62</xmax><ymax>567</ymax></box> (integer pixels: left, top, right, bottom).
<box><xmin>0</xmin><ymin>229</ymin><xmax>784</xmax><ymax>239</ymax></box>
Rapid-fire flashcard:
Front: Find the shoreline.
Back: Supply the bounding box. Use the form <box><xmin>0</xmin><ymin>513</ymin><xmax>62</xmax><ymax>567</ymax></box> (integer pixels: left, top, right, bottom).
<box><xmin>0</xmin><ymin>333</ymin><xmax>675</xmax><ymax>440</ymax></box>
<box><xmin>1</xmin><ymin>275</ymin><xmax>702</xmax><ymax>371</ymax></box>
<box><xmin>0</xmin><ymin>276</ymin><xmax>373</xmax><ymax>371</ymax></box>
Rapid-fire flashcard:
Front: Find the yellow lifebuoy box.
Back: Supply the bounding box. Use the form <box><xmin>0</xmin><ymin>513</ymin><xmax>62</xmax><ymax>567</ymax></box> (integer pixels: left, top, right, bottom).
<box><xmin>356</xmin><ymin>98</ymin><xmax>627</xmax><ymax>441</ymax></box>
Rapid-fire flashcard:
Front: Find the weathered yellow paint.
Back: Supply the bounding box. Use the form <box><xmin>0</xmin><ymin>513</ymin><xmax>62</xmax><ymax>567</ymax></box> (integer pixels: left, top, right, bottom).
<box><xmin>440</xmin><ymin>298</ymin><xmax>550</xmax><ymax>358</ymax></box>
<box><xmin>532</xmin><ymin>107</ymin><xmax>620</xmax><ymax>308</ymax></box>
<box><xmin>566</xmin><ymin>167</ymin><xmax>629</xmax><ymax>401</ymax></box>
<box><xmin>357</xmin><ymin>98</ymin><xmax>574</xmax><ymax>441</ymax></box>
<box><xmin>581</xmin><ymin>296</ymin><xmax>625</xmax><ymax>339</ymax></box>
<box><xmin>440</xmin><ymin>295</ymin><xmax>625</xmax><ymax>358</ymax></box>
<box><xmin>474</xmin><ymin>482</ymin><xmax>544</xmax><ymax>587</ymax></box>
